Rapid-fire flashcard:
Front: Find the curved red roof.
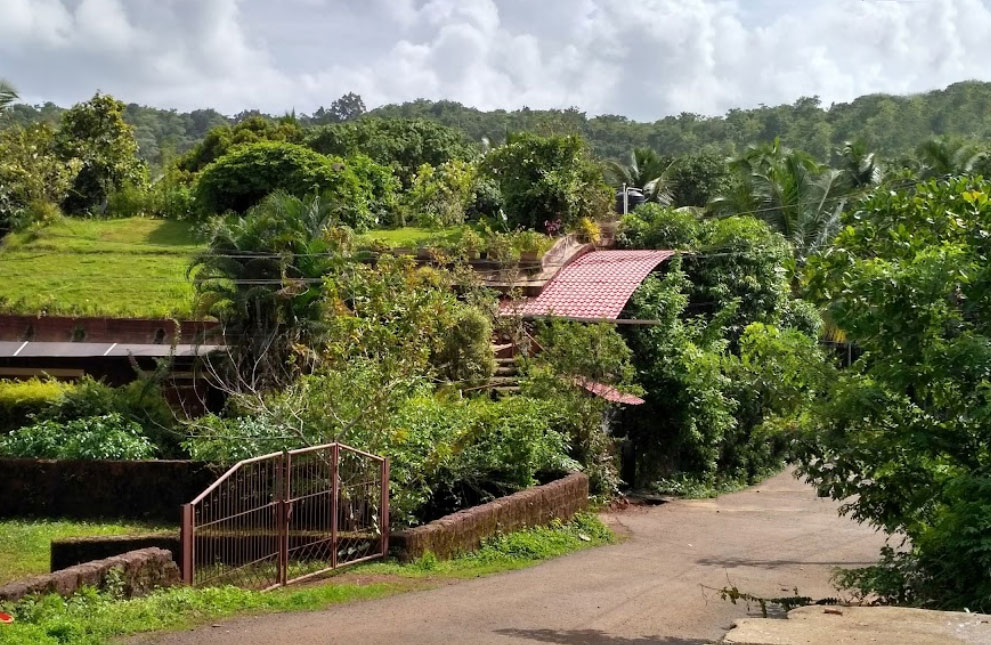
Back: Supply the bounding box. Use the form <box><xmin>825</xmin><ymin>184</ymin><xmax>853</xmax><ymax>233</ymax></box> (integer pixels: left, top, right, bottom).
<box><xmin>508</xmin><ymin>250</ymin><xmax>676</xmax><ymax>320</ymax></box>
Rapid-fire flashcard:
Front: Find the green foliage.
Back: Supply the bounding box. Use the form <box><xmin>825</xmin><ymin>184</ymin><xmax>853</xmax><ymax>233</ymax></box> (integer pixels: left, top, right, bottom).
<box><xmin>176</xmin><ymin>116</ymin><xmax>303</xmax><ymax>175</ymax></box>
<box><xmin>605</xmin><ymin>147</ymin><xmax>675</xmax><ymax>204</ymax></box>
<box><xmin>53</xmin><ymin>94</ymin><xmax>147</xmax><ymax>214</ymax></box>
<box><xmin>194</xmin><ymin>142</ymin><xmax>391</xmax><ymax>225</ymax></box>
<box><xmin>619</xmin><ymin>245</ymin><xmax>823</xmax><ymax>487</ymax></box>
<box><xmin>432</xmin><ymin>306</ymin><xmax>495</xmax><ymax>387</ymax></box>
<box><xmin>0</xmin><ymin>379</ymin><xmax>72</xmax><ymax>433</ymax></box>
<box><xmin>403</xmin><ymin>160</ymin><xmax>477</xmax><ymax>227</ymax></box>
<box><xmin>384</xmin><ymin>395</ymin><xmax>577</xmax><ymax>525</ymax></box>
<box><xmin>462</xmin><ymin>513</ymin><xmax>613</xmax><ymax>565</ymax></box>
<box><xmin>0</xmin><ymin>79</ymin><xmax>17</xmax><ymax>113</ymax></box>
<box><xmin>0</xmin><ymin>413</ymin><xmax>156</xmax><ymax>460</ymax></box>
<box><xmin>191</xmin><ymin>191</ymin><xmax>352</xmax><ymax>389</ymax></box>
<box><xmin>305</xmin><ymin>118</ymin><xmax>477</xmax><ymax>186</ymax></box>
<box><xmin>186</xmin><ymin>393</ymin><xmax>575</xmax><ymax>528</ymax></box>
<box><xmin>363</xmin><ymin>83</ymin><xmax>991</xmax><ymax>162</ymax></box>
<box><xmin>310</xmin><ymin>92</ymin><xmax>367</xmax><ymax>125</ymax></box>
<box><xmin>798</xmin><ymin>176</ymin><xmax>991</xmax><ymax>610</ymax></box>
<box><xmin>619</xmin><ymin>209</ymin><xmax>795</xmax><ymax>342</ymax></box>
<box><xmin>482</xmin><ymin>132</ymin><xmax>613</xmax><ymax>231</ymax></box>
<box><xmin>666</xmin><ymin>153</ymin><xmax>733</xmax><ymax>208</ymax></box>
<box><xmin>616</xmin><ymin>204</ymin><xmax>703</xmax><ymax>250</ymax></box>
<box><xmin>0</xmin><ymin>124</ymin><xmax>78</xmax><ymax>233</ymax></box>
<box><xmin>710</xmin><ymin>138</ymin><xmax>846</xmax><ymax>262</ymax></box>
<box><xmin>526</xmin><ymin>321</ymin><xmax>641</xmax><ymax>493</ymax></box>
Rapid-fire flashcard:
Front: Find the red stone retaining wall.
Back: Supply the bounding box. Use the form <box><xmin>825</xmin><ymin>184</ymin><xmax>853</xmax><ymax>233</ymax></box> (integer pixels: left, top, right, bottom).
<box><xmin>0</xmin><ymin>548</ymin><xmax>179</xmax><ymax>603</ymax></box>
<box><xmin>0</xmin><ymin>458</ymin><xmax>216</xmax><ymax>522</ymax></box>
<box><xmin>392</xmin><ymin>472</ymin><xmax>589</xmax><ymax>561</ymax></box>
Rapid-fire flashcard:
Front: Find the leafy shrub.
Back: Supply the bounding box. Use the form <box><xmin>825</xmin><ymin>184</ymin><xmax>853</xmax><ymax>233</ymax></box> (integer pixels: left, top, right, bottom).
<box><xmin>0</xmin><ymin>414</ymin><xmax>156</xmax><ymax>460</ymax></box>
<box><xmin>0</xmin><ymin>378</ymin><xmax>72</xmax><ymax>433</ymax></box>
<box><xmin>431</xmin><ymin>306</ymin><xmax>495</xmax><ymax>386</ymax></box>
<box><xmin>386</xmin><ymin>395</ymin><xmax>577</xmax><ymax>525</ymax></box>
<box><xmin>573</xmin><ymin>216</ymin><xmax>601</xmax><ymax>244</ymax></box>
<box><xmin>53</xmin><ymin>93</ymin><xmax>148</xmax><ymax>214</ymax></box>
<box><xmin>105</xmin><ymin>182</ymin><xmax>149</xmax><ymax>218</ymax></box>
<box><xmin>184</xmin><ymin>393</ymin><xmax>577</xmax><ymax>528</ymax></box>
<box><xmin>798</xmin><ymin>177</ymin><xmax>991</xmax><ymax>610</ymax></box>
<box><xmin>482</xmin><ymin>133</ymin><xmax>612</xmax><ymax>231</ymax></box>
<box><xmin>194</xmin><ymin>142</ymin><xmax>394</xmax><ymax>229</ymax></box>
<box><xmin>177</xmin><ymin>115</ymin><xmax>304</xmax><ymax>175</ymax></box>
<box><xmin>305</xmin><ymin>118</ymin><xmax>478</xmax><ymax>187</ymax></box>
<box><xmin>616</xmin><ymin>204</ymin><xmax>703</xmax><ymax>250</ymax></box>
<box><xmin>403</xmin><ymin>160</ymin><xmax>477</xmax><ymax>227</ymax></box>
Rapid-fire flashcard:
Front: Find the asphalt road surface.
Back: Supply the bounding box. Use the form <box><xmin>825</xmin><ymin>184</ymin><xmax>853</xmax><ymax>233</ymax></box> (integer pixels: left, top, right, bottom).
<box><xmin>138</xmin><ymin>470</ymin><xmax>887</xmax><ymax>645</ymax></box>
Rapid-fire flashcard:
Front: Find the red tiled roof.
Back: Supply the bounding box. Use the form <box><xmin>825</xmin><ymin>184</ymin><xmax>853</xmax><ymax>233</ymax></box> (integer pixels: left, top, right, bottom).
<box><xmin>575</xmin><ymin>378</ymin><xmax>645</xmax><ymax>406</ymax></box>
<box><xmin>505</xmin><ymin>250</ymin><xmax>676</xmax><ymax>320</ymax></box>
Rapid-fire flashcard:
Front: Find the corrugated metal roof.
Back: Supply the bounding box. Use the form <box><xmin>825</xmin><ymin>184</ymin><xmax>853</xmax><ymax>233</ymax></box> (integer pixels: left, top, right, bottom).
<box><xmin>0</xmin><ymin>342</ymin><xmax>222</xmax><ymax>359</ymax></box>
<box><xmin>505</xmin><ymin>250</ymin><xmax>676</xmax><ymax>320</ymax></box>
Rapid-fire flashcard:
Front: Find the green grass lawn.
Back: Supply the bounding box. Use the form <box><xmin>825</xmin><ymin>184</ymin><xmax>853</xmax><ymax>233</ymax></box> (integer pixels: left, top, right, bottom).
<box><xmin>0</xmin><ymin>519</ymin><xmax>173</xmax><ymax>586</ymax></box>
<box><xmin>0</xmin><ymin>217</ymin><xmax>205</xmax><ymax>318</ymax></box>
<box><xmin>0</xmin><ymin>515</ymin><xmax>612</xmax><ymax>645</ymax></box>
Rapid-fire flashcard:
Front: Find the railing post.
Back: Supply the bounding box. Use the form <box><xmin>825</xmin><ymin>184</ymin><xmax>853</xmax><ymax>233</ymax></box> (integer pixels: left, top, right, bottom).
<box><xmin>380</xmin><ymin>458</ymin><xmax>390</xmax><ymax>557</ymax></box>
<box><xmin>279</xmin><ymin>450</ymin><xmax>290</xmax><ymax>586</ymax></box>
<box><xmin>331</xmin><ymin>443</ymin><xmax>339</xmax><ymax>569</ymax></box>
<box><xmin>180</xmin><ymin>503</ymin><xmax>194</xmax><ymax>585</ymax></box>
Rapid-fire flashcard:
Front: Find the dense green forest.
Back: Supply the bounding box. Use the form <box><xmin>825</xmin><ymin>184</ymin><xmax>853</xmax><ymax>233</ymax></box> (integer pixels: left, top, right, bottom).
<box><xmin>6</xmin><ymin>81</ymin><xmax>991</xmax><ymax>168</ymax></box>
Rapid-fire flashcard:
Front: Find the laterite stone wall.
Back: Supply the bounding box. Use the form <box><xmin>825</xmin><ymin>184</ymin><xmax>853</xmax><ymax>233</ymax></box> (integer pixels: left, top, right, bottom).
<box><xmin>0</xmin><ymin>458</ymin><xmax>216</xmax><ymax>522</ymax></box>
<box><xmin>392</xmin><ymin>472</ymin><xmax>589</xmax><ymax>561</ymax></box>
<box><xmin>0</xmin><ymin>548</ymin><xmax>180</xmax><ymax>603</ymax></box>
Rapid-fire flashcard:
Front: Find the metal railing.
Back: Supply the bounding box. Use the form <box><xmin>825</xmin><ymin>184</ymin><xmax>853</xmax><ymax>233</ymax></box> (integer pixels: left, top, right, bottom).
<box><xmin>180</xmin><ymin>443</ymin><xmax>389</xmax><ymax>590</ymax></box>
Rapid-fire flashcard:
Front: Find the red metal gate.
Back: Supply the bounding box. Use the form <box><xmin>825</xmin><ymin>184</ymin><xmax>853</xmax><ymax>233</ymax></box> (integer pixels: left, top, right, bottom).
<box><xmin>180</xmin><ymin>443</ymin><xmax>389</xmax><ymax>590</ymax></box>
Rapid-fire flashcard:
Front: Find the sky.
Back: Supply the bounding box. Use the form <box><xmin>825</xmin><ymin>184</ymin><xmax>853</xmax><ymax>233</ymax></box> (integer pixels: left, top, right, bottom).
<box><xmin>2</xmin><ymin>0</ymin><xmax>991</xmax><ymax>121</ymax></box>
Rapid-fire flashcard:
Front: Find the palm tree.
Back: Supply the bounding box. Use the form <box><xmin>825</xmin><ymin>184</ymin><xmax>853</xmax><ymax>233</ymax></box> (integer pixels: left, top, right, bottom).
<box><xmin>190</xmin><ymin>191</ymin><xmax>348</xmax><ymax>391</ymax></box>
<box><xmin>710</xmin><ymin>139</ymin><xmax>845</xmax><ymax>262</ymax></box>
<box><xmin>0</xmin><ymin>80</ymin><xmax>17</xmax><ymax>113</ymax></box>
<box><xmin>838</xmin><ymin>139</ymin><xmax>885</xmax><ymax>189</ymax></box>
<box><xmin>606</xmin><ymin>147</ymin><xmax>676</xmax><ymax>205</ymax></box>
<box><xmin>917</xmin><ymin>137</ymin><xmax>988</xmax><ymax>179</ymax></box>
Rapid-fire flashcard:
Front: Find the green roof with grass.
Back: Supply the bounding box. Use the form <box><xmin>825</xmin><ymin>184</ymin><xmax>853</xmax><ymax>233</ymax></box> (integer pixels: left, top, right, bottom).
<box><xmin>0</xmin><ymin>217</ymin><xmax>205</xmax><ymax>319</ymax></box>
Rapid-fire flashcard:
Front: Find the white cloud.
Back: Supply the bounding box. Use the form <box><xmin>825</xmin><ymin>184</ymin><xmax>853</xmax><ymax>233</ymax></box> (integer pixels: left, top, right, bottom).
<box><xmin>1</xmin><ymin>0</ymin><xmax>991</xmax><ymax>119</ymax></box>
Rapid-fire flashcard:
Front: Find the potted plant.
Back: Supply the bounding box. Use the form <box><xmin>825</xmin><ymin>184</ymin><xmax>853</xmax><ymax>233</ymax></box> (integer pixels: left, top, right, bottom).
<box><xmin>516</xmin><ymin>231</ymin><xmax>549</xmax><ymax>263</ymax></box>
<box><xmin>460</xmin><ymin>229</ymin><xmax>484</xmax><ymax>261</ymax></box>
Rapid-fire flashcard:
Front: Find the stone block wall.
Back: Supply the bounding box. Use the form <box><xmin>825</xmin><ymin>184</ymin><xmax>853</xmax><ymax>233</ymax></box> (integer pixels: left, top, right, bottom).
<box><xmin>0</xmin><ymin>458</ymin><xmax>216</xmax><ymax>522</ymax></box>
<box><xmin>392</xmin><ymin>472</ymin><xmax>589</xmax><ymax>561</ymax></box>
<box><xmin>51</xmin><ymin>534</ymin><xmax>181</xmax><ymax>571</ymax></box>
<box><xmin>0</xmin><ymin>548</ymin><xmax>180</xmax><ymax>603</ymax></box>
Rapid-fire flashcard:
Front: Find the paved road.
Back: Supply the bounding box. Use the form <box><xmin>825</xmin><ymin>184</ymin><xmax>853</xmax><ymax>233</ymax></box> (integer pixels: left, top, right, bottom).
<box><xmin>142</xmin><ymin>471</ymin><xmax>887</xmax><ymax>645</ymax></box>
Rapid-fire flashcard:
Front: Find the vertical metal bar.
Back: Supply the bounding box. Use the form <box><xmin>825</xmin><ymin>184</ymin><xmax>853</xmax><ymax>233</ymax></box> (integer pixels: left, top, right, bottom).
<box><xmin>180</xmin><ymin>503</ymin><xmax>194</xmax><ymax>585</ymax></box>
<box><xmin>280</xmin><ymin>450</ymin><xmax>290</xmax><ymax>586</ymax></box>
<box><xmin>331</xmin><ymin>443</ymin><xmax>339</xmax><ymax>569</ymax></box>
<box><xmin>380</xmin><ymin>458</ymin><xmax>390</xmax><ymax>557</ymax></box>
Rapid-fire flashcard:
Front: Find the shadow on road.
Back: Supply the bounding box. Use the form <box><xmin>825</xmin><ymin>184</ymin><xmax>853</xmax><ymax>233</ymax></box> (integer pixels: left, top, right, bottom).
<box><xmin>695</xmin><ymin>557</ymin><xmax>878</xmax><ymax>569</ymax></box>
<box><xmin>493</xmin><ymin>628</ymin><xmax>711</xmax><ymax>645</ymax></box>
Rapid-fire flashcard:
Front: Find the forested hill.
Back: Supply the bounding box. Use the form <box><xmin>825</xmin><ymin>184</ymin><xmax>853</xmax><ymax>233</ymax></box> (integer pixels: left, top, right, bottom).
<box><xmin>368</xmin><ymin>80</ymin><xmax>991</xmax><ymax>161</ymax></box>
<box><xmin>6</xmin><ymin>80</ymin><xmax>991</xmax><ymax>166</ymax></box>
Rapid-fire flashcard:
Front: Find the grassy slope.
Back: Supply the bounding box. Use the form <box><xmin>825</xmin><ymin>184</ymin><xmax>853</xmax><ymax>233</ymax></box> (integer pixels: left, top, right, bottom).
<box><xmin>0</xmin><ymin>519</ymin><xmax>173</xmax><ymax>586</ymax></box>
<box><xmin>358</xmin><ymin>226</ymin><xmax>464</xmax><ymax>248</ymax></box>
<box><xmin>0</xmin><ymin>515</ymin><xmax>612</xmax><ymax>645</ymax></box>
<box><xmin>0</xmin><ymin>218</ymin><xmax>204</xmax><ymax>319</ymax></box>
